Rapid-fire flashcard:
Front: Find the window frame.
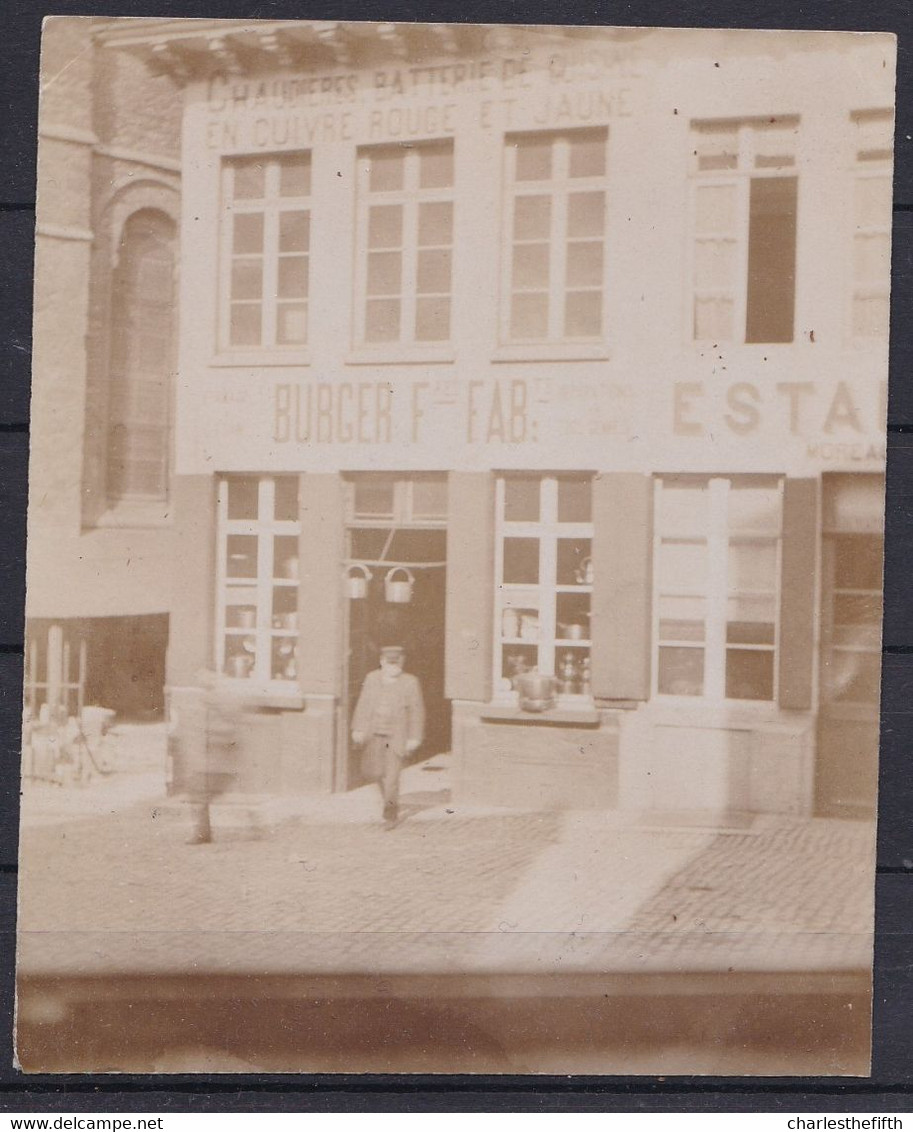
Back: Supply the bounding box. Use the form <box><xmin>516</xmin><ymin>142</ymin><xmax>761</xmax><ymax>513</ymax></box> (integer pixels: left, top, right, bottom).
<box><xmin>493</xmin><ymin>475</ymin><xmax>595</xmax><ymax>704</ymax></box>
<box><xmin>688</xmin><ymin>117</ymin><xmax>799</xmax><ymax>347</ymax></box>
<box><xmin>216</xmin><ymin>153</ymin><xmax>312</xmax><ymax>362</ymax></box>
<box><xmin>351</xmin><ymin>141</ymin><xmax>456</xmax><ymax>362</ymax></box>
<box><xmin>215</xmin><ymin>475</ymin><xmax>301</xmax><ymax>692</ymax></box>
<box><xmin>652</xmin><ymin>475</ymin><xmax>784</xmax><ymax>707</ymax></box>
<box><xmin>499</xmin><ymin>128</ymin><xmax>610</xmax><ymax>356</ymax></box>
<box><xmin>848</xmin><ymin>109</ymin><xmax>894</xmax><ymax>346</ymax></box>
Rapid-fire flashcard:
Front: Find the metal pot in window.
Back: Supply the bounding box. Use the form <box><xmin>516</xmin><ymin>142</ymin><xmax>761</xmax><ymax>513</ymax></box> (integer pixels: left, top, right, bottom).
<box><xmin>516</xmin><ymin>672</ymin><xmax>558</xmax><ymax>713</ymax></box>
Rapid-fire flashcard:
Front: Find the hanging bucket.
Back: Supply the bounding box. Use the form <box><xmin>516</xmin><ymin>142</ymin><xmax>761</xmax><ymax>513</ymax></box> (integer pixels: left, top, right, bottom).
<box><xmin>346</xmin><ymin>563</ymin><xmax>372</xmax><ymax>600</ymax></box>
<box><xmin>385</xmin><ymin>566</ymin><xmax>414</xmax><ymax>604</ymax></box>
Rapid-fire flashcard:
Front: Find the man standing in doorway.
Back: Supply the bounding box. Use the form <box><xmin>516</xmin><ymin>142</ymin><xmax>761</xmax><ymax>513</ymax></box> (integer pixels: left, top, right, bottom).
<box><xmin>351</xmin><ymin>644</ymin><xmax>424</xmax><ymax>830</ymax></box>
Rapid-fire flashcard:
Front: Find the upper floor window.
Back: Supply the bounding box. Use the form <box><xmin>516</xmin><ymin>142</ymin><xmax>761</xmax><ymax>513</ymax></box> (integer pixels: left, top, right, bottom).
<box><xmin>654</xmin><ymin>476</ymin><xmax>783</xmax><ymax>702</ymax></box>
<box><xmin>220</xmin><ymin>153</ymin><xmax>310</xmax><ymax>351</ymax></box>
<box><xmin>502</xmin><ymin>129</ymin><xmax>608</xmax><ymax>344</ymax></box>
<box><xmin>850</xmin><ymin>109</ymin><xmax>893</xmax><ymax>340</ymax></box>
<box><xmin>355</xmin><ymin>141</ymin><xmax>454</xmax><ymax>347</ymax></box>
<box><xmin>494</xmin><ymin>475</ymin><xmax>594</xmax><ymax>700</ymax></box>
<box><xmin>690</xmin><ymin>117</ymin><xmax>798</xmax><ymax>345</ymax></box>
<box><xmin>107</xmin><ymin>209</ymin><xmax>176</xmax><ymax>504</ymax></box>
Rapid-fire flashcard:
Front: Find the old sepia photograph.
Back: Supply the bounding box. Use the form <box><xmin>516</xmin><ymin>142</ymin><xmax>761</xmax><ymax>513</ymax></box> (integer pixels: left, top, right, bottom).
<box><xmin>16</xmin><ymin>18</ymin><xmax>895</xmax><ymax>1075</ymax></box>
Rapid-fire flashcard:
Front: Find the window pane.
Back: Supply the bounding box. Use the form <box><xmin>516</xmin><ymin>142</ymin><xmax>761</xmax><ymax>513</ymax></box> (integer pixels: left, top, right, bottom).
<box><xmin>365</xmin><ymin>299</ymin><xmax>401</xmax><ymax>342</ymax></box>
<box><xmin>504</xmin><ymin>477</ymin><xmax>540</xmax><ymax>521</ymax></box>
<box><xmin>854</xmin><ymin>175</ymin><xmax>892</xmax><ymax>227</ymax></box>
<box><xmin>417</xmin><ymin>249</ymin><xmax>452</xmax><ymax>293</ymax></box>
<box><xmin>568</xmin><ymin>132</ymin><xmax>606</xmax><ymax>178</ymax></box>
<box><xmin>415</xmin><ymin>297</ymin><xmax>450</xmax><ymax>341</ymax></box>
<box><xmin>513</xmin><ymin>195</ymin><xmax>551</xmax><ymax>240</ymax></box>
<box><xmin>510</xmin><ymin>293</ymin><xmax>548</xmax><ymax>339</ymax></box>
<box><xmin>557</xmin><ymin>537</ymin><xmax>592</xmax><ymax>584</ymax></box>
<box><xmin>232</xmin><ymin>159</ymin><xmax>265</xmax><ymax>200</ymax></box>
<box><xmin>418</xmin><ymin>201</ymin><xmax>453</xmax><ymax>246</ymax></box>
<box><xmin>834</xmin><ymin>535</ymin><xmax>883</xmax><ymax>589</ymax></box>
<box><xmin>694</xmin><ymin>124</ymin><xmax>739</xmax><ymax>172</ymax></box>
<box><xmin>657</xmin><ymin>540</ymin><xmax>708</xmax><ymax>594</ymax></box>
<box><xmin>233</xmin><ymin>213</ymin><xmax>263</xmax><ymax>255</ymax></box>
<box><xmin>512</xmin><ymin>243</ymin><xmax>549</xmax><ymax>288</ymax></box>
<box><xmin>278</xmin><ymin>211</ymin><xmax>309</xmax><ymax>253</ymax></box>
<box><xmin>419</xmin><ymin>143</ymin><xmax>454</xmax><ymax>188</ymax></box>
<box><xmin>557</xmin><ymin>478</ymin><xmax>592</xmax><ymax>522</ymax></box>
<box><xmin>728</xmin><ymin>483</ymin><xmax>781</xmax><ymax>534</ymax></box>
<box><xmin>277</xmin><ymin>256</ymin><xmax>308</xmax><ymax>299</ymax></box>
<box><xmin>274</xmin><ymin>476</ymin><xmax>299</xmax><ymax>521</ymax></box>
<box><xmin>354</xmin><ymin>476</ymin><xmax>395</xmax><ymax>518</ymax></box>
<box><xmin>834</xmin><ymin>592</ymin><xmax>882</xmax><ymax>627</ymax></box>
<box><xmin>694</xmin><ymin>238</ymin><xmax>736</xmax><ymax>289</ymax></box>
<box><xmin>694</xmin><ymin>296</ymin><xmax>734</xmax><ymax>341</ymax></box>
<box><xmin>229</xmin><ymin>303</ymin><xmax>261</xmax><ymax>346</ymax></box>
<box><xmin>226</xmin><ymin>477</ymin><xmax>259</xmax><ymax>519</ymax></box>
<box><xmin>659</xmin><ymin>595</ymin><xmax>706</xmax><ymax>641</ymax></box>
<box><xmin>503</xmin><ymin>645</ymin><xmax>538</xmax><ymax>681</ymax></box>
<box><xmin>658</xmin><ymin>481</ymin><xmax>709</xmax><ymax>537</ymax></box>
<box><xmin>694</xmin><ymin>183</ymin><xmax>737</xmax><ymax>233</ymax></box>
<box><xmin>726</xmin><ymin>649</ymin><xmax>774</xmax><ymax>700</ymax></box>
<box><xmin>226</xmin><ymin>534</ymin><xmax>257</xmax><ymax>578</ymax></box>
<box><xmin>565</xmin><ymin>291</ymin><xmax>603</xmax><ymax>337</ymax></box>
<box><xmin>745</xmin><ymin>176</ymin><xmax>797</xmax><ymax>344</ymax></box>
<box><xmin>277</xmin><ymin>303</ymin><xmax>307</xmax><ymax>345</ymax></box>
<box><xmin>567</xmin><ymin>192</ymin><xmax>605</xmax><ymax>237</ymax></box>
<box><xmin>853</xmin><ymin>233</ymin><xmax>890</xmax><ymax>283</ymax></box>
<box><xmin>368</xmin><ymin>149</ymin><xmax>404</xmax><ymax>192</ymax></box>
<box><xmin>503</xmin><ymin>537</ymin><xmax>540</xmax><ymax>584</ymax></box>
<box><xmin>514</xmin><ymin>138</ymin><xmax>552</xmax><ymax>180</ymax></box>
<box><xmin>274</xmin><ymin>535</ymin><xmax>299</xmax><ymax>580</ymax></box>
<box><xmin>658</xmin><ymin>647</ymin><xmax>704</xmax><ymax>696</ymax></box>
<box><xmin>566</xmin><ymin>241</ymin><xmax>603</xmax><ymax>287</ymax></box>
<box><xmin>828</xmin><ymin>651</ymin><xmax>881</xmax><ymax>705</ymax></box>
<box><xmin>727</xmin><ymin>591</ymin><xmax>776</xmax><ymax>644</ymax></box>
<box><xmin>368</xmin><ymin>205</ymin><xmax>403</xmax><ymax>248</ymax></box>
<box><xmin>367</xmin><ymin>251</ymin><xmax>402</xmax><ymax>296</ymax></box>
<box><xmin>852</xmin><ymin>294</ymin><xmax>889</xmax><ymax>338</ymax></box>
<box><xmin>728</xmin><ymin>540</ymin><xmax>777</xmax><ymax>592</ymax></box>
<box><xmin>231</xmin><ymin>259</ymin><xmax>263</xmax><ymax>301</ymax></box>
<box><xmin>411</xmin><ymin>477</ymin><xmax>448</xmax><ymax>519</ymax></box>
<box><xmin>279</xmin><ymin>156</ymin><xmax>310</xmax><ymax>197</ymax></box>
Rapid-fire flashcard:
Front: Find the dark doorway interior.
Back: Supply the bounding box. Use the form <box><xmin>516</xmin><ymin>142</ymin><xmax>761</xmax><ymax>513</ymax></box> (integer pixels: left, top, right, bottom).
<box><xmin>346</xmin><ymin>529</ymin><xmax>449</xmax><ymax>790</ymax></box>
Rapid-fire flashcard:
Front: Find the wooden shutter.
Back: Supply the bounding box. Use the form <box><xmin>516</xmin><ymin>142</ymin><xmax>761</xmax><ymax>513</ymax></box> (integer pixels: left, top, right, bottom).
<box><xmin>778</xmin><ymin>477</ymin><xmax>818</xmax><ymax>710</ymax></box>
<box><xmin>445</xmin><ymin>472</ymin><xmax>495</xmax><ymax>702</ymax></box>
<box><xmin>298</xmin><ymin>474</ymin><xmax>345</xmax><ymax>696</ymax></box>
<box><xmin>166</xmin><ymin>476</ymin><xmax>216</xmax><ymax>687</ymax></box>
<box><xmin>590</xmin><ymin>473</ymin><xmax>653</xmax><ymax>700</ymax></box>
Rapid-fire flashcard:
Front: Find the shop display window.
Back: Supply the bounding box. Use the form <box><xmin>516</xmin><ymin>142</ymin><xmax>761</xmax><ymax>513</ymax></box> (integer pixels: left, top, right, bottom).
<box><xmin>216</xmin><ymin>475</ymin><xmax>301</xmax><ymax>685</ymax></box>
<box><xmin>690</xmin><ymin>117</ymin><xmax>798</xmax><ymax>344</ymax></box>
<box><xmin>355</xmin><ymin>141</ymin><xmax>454</xmax><ymax>348</ymax></box>
<box><xmin>219</xmin><ymin>153</ymin><xmax>311</xmax><ymax>352</ymax></box>
<box><xmin>345</xmin><ymin>474</ymin><xmax>448</xmax><ymax>526</ymax></box>
<box><xmin>502</xmin><ymin>128</ymin><xmax>608</xmax><ymax>345</ymax></box>
<box><xmin>850</xmin><ymin>109</ymin><xmax>893</xmax><ymax>341</ymax></box>
<box><xmin>494</xmin><ymin>475</ymin><xmax>594</xmax><ymax>699</ymax></box>
<box><xmin>654</xmin><ymin>476</ymin><xmax>782</xmax><ymax>702</ymax></box>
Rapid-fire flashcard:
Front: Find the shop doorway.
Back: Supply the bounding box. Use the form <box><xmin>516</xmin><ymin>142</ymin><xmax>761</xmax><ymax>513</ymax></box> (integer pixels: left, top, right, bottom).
<box><xmin>342</xmin><ymin>475</ymin><xmax>450</xmax><ymax>791</ymax></box>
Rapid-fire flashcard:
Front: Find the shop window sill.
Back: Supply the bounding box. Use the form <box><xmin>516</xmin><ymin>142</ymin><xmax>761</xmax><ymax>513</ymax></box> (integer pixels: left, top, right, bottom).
<box><xmin>216</xmin><ymin>680</ymin><xmax>306</xmax><ymax>711</ymax></box>
<box><xmin>481</xmin><ymin>703</ymin><xmax>600</xmax><ymax>727</ymax></box>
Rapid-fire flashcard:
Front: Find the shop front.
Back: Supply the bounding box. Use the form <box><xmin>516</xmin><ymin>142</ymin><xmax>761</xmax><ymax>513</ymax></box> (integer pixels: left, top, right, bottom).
<box><xmin>118</xmin><ymin>22</ymin><xmax>890</xmax><ymax>819</ymax></box>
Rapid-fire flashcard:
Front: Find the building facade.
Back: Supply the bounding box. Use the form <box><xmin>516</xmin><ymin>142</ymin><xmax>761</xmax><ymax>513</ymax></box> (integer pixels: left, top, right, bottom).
<box><xmin>101</xmin><ymin>21</ymin><xmax>893</xmax><ymax>818</ymax></box>
<box><xmin>27</xmin><ymin>17</ymin><xmax>181</xmax><ymax>720</ymax></box>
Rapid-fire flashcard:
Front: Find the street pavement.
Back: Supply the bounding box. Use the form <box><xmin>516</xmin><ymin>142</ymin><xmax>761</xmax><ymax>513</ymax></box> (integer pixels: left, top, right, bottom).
<box><xmin>16</xmin><ymin>724</ymin><xmax>875</xmax><ymax>984</ymax></box>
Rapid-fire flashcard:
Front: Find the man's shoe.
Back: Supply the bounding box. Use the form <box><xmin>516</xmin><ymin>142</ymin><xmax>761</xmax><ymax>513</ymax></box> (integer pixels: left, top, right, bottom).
<box><xmin>383</xmin><ymin>803</ymin><xmax>398</xmax><ymax>830</ymax></box>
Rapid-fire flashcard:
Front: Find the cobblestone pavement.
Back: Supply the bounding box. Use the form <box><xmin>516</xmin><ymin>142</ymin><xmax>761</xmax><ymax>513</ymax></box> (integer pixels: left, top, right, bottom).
<box><xmin>17</xmin><ymin>732</ymin><xmax>875</xmax><ymax>981</ymax></box>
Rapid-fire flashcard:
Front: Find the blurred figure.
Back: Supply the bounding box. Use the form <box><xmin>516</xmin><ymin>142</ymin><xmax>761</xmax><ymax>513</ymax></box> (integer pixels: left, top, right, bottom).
<box><xmin>185</xmin><ymin>670</ymin><xmax>244</xmax><ymax>845</ymax></box>
<box><xmin>351</xmin><ymin>645</ymin><xmax>424</xmax><ymax>830</ymax></box>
